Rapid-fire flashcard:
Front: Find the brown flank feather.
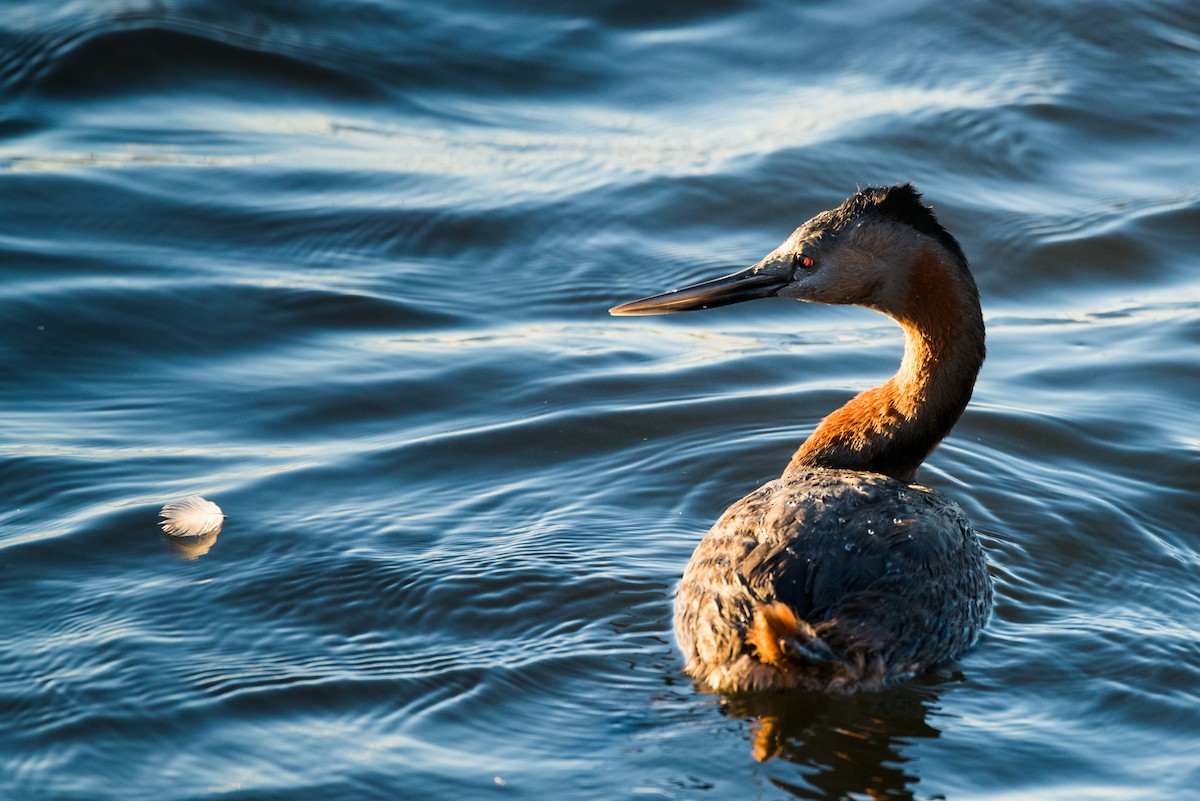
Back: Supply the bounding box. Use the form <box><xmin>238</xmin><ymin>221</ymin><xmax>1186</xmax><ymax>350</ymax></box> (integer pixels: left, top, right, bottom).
<box><xmin>746</xmin><ymin>602</ymin><xmax>803</xmax><ymax>667</ymax></box>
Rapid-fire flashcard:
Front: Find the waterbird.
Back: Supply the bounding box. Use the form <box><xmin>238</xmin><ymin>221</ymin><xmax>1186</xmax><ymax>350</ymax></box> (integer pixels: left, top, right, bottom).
<box><xmin>610</xmin><ymin>184</ymin><xmax>991</xmax><ymax>693</ymax></box>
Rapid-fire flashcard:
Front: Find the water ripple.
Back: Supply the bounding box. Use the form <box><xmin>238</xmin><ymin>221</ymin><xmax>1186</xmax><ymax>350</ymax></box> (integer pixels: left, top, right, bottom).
<box><xmin>3</xmin><ymin>1</ymin><xmax>1200</xmax><ymax>799</ymax></box>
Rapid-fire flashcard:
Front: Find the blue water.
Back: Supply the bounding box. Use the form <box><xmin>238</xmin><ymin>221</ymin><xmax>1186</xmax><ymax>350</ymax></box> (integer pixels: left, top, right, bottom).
<box><xmin>2</xmin><ymin>1</ymin><xmax>1198</xmax><ymax>799</ymax></box>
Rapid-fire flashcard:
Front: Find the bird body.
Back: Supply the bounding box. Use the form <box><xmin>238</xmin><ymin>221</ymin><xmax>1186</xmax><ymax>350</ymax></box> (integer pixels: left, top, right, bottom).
<box><xmin>611</xmin><ymin>184</ymin><xmax>992</xmax><ymax>693</ymax></box>
<box><xmin>675</xmin><ymin>470</ymin><xmax>990</xmax><ymax>692</ymax></box>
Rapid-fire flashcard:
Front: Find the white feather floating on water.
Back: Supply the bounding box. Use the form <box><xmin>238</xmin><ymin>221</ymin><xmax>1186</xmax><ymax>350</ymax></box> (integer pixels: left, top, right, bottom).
<box><xmin>159</xmin><ymin>496</ymin><xmax>224</xmax><ymax>538</ymax></box>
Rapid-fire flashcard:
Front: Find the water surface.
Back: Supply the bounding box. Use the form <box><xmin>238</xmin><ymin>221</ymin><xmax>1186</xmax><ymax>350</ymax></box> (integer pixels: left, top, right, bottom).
<box><xmin>2</xmin><ymin>1</ymin><xmax>1198</xmax><ymax>799</ymax></box>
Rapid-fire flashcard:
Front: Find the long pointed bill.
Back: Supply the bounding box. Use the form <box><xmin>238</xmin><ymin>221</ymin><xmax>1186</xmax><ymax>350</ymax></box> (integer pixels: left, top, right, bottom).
<box><xmin>609</xmin><ymin>261</ymin><xmax>791</xmax><ymax>316</ymax></box>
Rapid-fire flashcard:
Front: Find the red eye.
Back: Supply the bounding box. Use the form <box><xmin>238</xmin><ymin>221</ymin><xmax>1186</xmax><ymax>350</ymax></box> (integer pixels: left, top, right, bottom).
<box><xmin>799</xmin><ymin>254</ymin><xmax>814</xmax><ymax>269</ymax></box>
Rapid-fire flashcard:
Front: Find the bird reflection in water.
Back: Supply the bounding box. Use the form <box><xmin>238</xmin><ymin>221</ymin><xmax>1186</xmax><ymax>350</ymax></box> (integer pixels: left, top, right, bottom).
<box><xmin>725</xmin><ymin>673</ymin><xmax>957</xmax><ymax>800</ymax></box>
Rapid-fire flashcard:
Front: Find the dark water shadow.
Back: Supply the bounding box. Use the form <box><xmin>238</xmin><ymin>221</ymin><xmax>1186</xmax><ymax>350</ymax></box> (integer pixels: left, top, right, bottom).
<box><xmin>719</xmin><ymin>672</ymin><xmax>955</xmax><ymax>800</ymax></box>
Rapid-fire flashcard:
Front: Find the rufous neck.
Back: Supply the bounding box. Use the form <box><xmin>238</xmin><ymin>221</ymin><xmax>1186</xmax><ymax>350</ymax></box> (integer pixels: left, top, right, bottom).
<box><xmin>786</xmin><ymin>250</ymin><xmax>984</xmax><ymax>482</ymax></box>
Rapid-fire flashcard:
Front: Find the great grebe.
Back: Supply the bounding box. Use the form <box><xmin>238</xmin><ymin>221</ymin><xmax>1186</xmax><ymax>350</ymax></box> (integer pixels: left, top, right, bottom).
<box><xmin>611</xmin><ymin>184</ymin><xmax>991</xmax><ymax>693</ymax></box>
